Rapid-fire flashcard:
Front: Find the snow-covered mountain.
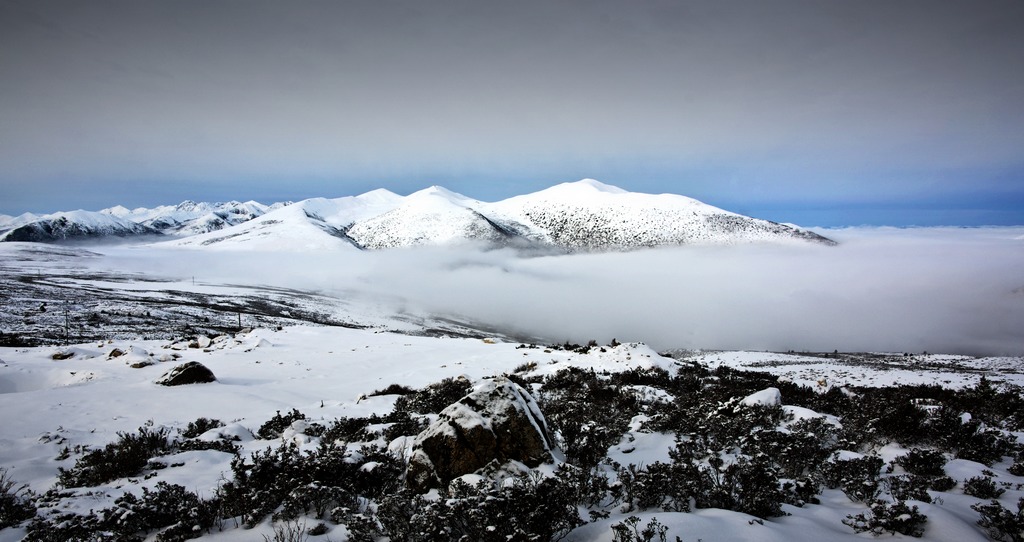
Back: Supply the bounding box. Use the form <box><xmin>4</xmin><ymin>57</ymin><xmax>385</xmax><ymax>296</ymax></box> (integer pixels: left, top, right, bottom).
<box><xmin>167</xmin><ymin>190</ymin><xmax>404</xmax><ymax>251</ymax></box>
<box><xmin>0</xmin><ymin>210</ymin><xmax>160</xmax><ymax>242</ymax></box>
<box><xmin>101</xmin><ymin>200</ymin><xmax>271</xmax><ymax>236</ymax></box>
<box><xmin>3</xmin><ymin>180</ymin><xmax>835</xmax><ymax>249</ymax></box>
<box><xmin>336</xmin><ymin>179</ymin><xmax>832</xmax><ymax>250</ymax></box>
<box><xmin>345</xmin><ymin>186</ymin><xmax>531</xmax><ymax>249</ymax></box>
<box><xmin>487</xmin><ymin>179</ymin><xmax>834</xmax><ymax>250</ymax></box>
<box><xmin>0</xmin><ymin>212</ymin><xmax>40</xmax><ymax>229</ymax></box>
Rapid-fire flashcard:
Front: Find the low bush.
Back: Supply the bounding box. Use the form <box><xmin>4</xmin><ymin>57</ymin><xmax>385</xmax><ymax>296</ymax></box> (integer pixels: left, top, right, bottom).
<box><xmin>821</xmin><ymin>455</ymin><xmax>884</xmax><ymax>503</ymax></box>
<box><xmin>105</xmin><ymin>482</ymin><xmax>219</xmax><ymax>541</ymax></box>
<box><xmin>974</xmin><ymin>498</ymin><xmax>1024</xmax><ymax>542</ymax></box>
<box><xmin>844</xmin><ymin>499</ymin><xmax>928</xmax><ymax>537</ymax></box>
<box><xmin>24</xmin><ymin>482</ymin><xmax>218</xmax><ymax>542</ymax></box>
<box><xmin>392</xmin><ymin>376</ymin><xmax>473</xmax><ymax>415</ymax></box>
<box><xmin>963</xmin><ymin>476</ymin><xmax>1005</xmax><ymax>499</ymax></box>
<box><xmin>180</xmin><ymin>417</ymin><xmax>224</xmax><ymax>439</ymax></box>
<box><xmin>539</xmin><ymin>367</ymin><xmax>641</xmax><ymax>468</ymax></box>
<box><xmin>896</xmin><ymin>448</ymin><xmax>947</xmax><ymax>477</ymax></box>
<box><xmin>377</xmin><ymin>473</ymin><xmax>583</xmax><ymax>542</ymax></box>
<box><xmin>0</xmin><ymin>468</ymin><xmax>35</xmax><ymax>529</ymax></box>
<box><xmin>611</xmin><ymin>515</ymin><xmax>673</xmax><ymax>542</ymax></box>
<box><xmin>256</xmin><ymin>409</ymin><xmax>307</xmax><ymax>440</ymax></box>
<box><xmin>58</xmin><ymin>426</ymin><xmax>172</xmax><ymax>488</ymax></box>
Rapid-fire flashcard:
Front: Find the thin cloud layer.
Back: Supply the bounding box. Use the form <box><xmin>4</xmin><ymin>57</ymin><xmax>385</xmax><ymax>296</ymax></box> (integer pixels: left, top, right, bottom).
<box><xmin>101</xmin><ymin>227</ymin><xmax>1024</xmax><ymax>356</ymax></box>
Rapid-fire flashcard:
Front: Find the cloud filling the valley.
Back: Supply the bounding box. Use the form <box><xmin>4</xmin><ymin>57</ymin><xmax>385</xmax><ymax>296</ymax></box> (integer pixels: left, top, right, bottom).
<box><xmin>100</xmin><ymin>227</ymin><xmax>1024</xmax><ymax>356</ymax></box>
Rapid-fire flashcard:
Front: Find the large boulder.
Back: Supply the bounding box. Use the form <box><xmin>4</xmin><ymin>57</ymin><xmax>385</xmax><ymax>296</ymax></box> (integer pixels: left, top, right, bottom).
<box><xmin>406</xmin><ymin>377</ymin><xmax>553</xmax><ymax>492</ymax></box>
<box><xmin>155</xmin><ymin>361</ymin><xmax>216</xmax><ymax>386</ymax></box>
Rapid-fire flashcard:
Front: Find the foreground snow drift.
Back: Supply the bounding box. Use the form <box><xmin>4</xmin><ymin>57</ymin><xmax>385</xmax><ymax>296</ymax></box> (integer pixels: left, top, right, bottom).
<box><xmin>1</xmin><ymin>325</ymin><xmax>1023</xmax><ymax>541</ymax></box>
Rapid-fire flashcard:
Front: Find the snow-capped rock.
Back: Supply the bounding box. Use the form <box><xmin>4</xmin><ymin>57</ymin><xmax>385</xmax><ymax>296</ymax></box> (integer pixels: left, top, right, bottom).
<box><xmin>405</xmin><ymin>376</ymin><xmax>553</xmax><ymax>491</ymax></box>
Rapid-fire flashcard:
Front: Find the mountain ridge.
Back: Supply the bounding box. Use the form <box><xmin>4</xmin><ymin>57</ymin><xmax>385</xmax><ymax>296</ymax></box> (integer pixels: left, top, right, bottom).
<box><xmin>1</xmin><ymin>180</ymin><xmax>836</xmax><ymax>249</ymax></box>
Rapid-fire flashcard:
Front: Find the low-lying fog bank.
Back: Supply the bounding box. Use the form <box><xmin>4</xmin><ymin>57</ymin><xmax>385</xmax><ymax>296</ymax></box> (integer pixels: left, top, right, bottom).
<box><xmin>95</xmin><ymin>227</ymin><xmax>1024</xmax><ymax>356</ymax></box>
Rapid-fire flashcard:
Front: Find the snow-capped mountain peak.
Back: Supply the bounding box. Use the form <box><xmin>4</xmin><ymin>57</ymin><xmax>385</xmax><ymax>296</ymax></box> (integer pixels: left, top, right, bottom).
<box><xmin>99</xmin><ymin>205</ymin><xmax>133</xmax><ymax>218</ymax></box>
<box><xmin>406</xmin><ymin>185</ymin><xmax>481</xmax><ymax>207</ymax></box>
<box><xmin>0</xmin><ymin>209</ymin><xmax>160</xmax><ymax>242</ymax></box>
<box><xmin>551</xmin><ymin>178</ymin><xmax>629</xmax><ymax>195</ymax></box>
<box><xmin>345</xmin><ymin>186</ymin><xmax>519</xmax><ymax>249</ymax></box>
<box><xmin>4</xmin><ymin>180</ymin><xmax>835</xmax><ymax>250</ymax></box>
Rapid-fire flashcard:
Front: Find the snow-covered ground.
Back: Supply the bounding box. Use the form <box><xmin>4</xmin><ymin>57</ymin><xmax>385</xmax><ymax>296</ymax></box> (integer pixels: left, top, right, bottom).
<box><xmin>1</xmin><ymin>227</ymin><xmax>1023</xmax><ymax>541</ymax></box>
<box><xmin>1</xmin><ymin>325</ymin><xmax>1022</xmax><ymax>541</ymax></box>
<box><xmin>681</xmin><ymin>350</ymin><xmax>1024</xmax><ymax>390</ymax></box>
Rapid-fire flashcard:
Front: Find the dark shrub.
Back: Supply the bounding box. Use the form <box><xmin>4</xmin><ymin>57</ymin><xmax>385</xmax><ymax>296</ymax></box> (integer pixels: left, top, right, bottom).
<box><xmin>104</xmin><ymin>482</ymin><xmax>219</xmax><ymax>541</ymax></box>
<box><xmin>58</xmin><ymin>426</ymin><xmax>172</xmax><ymax>487</ymax></box>
<box><xmin>618</xmin><ymin>461</ymin><xmax>698</xmax><ymax>513</ymax></box>
<box><xmin>256</xmin><ymin>408</ymin><xmax>307</xmax><ymax>440</ymax></box>
<box><xmin>23</xmin><ymin>513</ymin><xmax>103</xmax><ymax>542</ymax></box>
<box><xmin>377</xmin><ymin>474</ymin><xmax>582</xmax><ymax>542</ymax></box>
<box><xmin>844</xmin><ymin>499</ymin><xmax>927</xmax><ymax>537</ymax></box>
<box><xmin>884</xmin><ymin>475</ymin><xmax>932</xmax><ymax>503</ymax></box>
<box><xmin>23</xmin><ymin>483</ymin><xmax>217</xmax><ymax>542</ymax></box>
<box><xmin>896</xmin><ymin>448</ymin><xmax>947</xmax><ymax>477</ymax></box>
<box><xmin>821</xmin><ymin>455</ymin><xmax>883</xmax><ymax>503</ymax></box>
<box><xmin>711</xmin><ymin>456</ymin><xmax>786</xmax><ymax>519</ymax></box>
<box><xmin>370</xmin><ymin>383</ymin><xmax>415</xmax><ymax>396</ymax></box>
<box><xmin>539</xmin><ymin>367</ymin><xmax>641</xmax><ymax>468</ymax></box>
<box><xmin>177</xmin><ymin>438</ymin><xmax>240</xmax><ymax>455</ymax></box>
<box><xmin>180</xmin><ymin>417</ymin><xmax>224</xmax><ymax>439</ymax></box>
<box><xmin>963</xmin><ymin>476</ymin><xmax>1005</xmax><ymax>499</ymax></box>
<box><xmin>381</xmin><ymin>410</ymin><xmax>428</xmax><ymax>441</ymax></box>
<box><xmin>219</xmin><ymin>442</ymin><xmax>310</xmax><ymax>526</ymax></box>
<box><xmin>611</xmin><ymin>515</ymin><xmax>670</xmax><ymax>542</ymax></box>
<box><xmin>974</xmin><ymin>498</ymin><xmax>1024</xmax><ymax>542</ymax></box>
<box><xmin>321</xmin><ymin>415</ymin><xmax>379</xmax><ymax>444</ymax></box>
<box><xmin>393</xmin><ymin>376</ymin><xmax>473</xmax><ymax>415</ymax></box>
<box><xmin>0</xmin><ymin>468</ymin><xmax>35</xmax><ymax>529</ymax></box>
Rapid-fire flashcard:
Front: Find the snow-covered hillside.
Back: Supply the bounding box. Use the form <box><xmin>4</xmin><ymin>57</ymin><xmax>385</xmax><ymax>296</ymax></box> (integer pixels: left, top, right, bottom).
<box><xmin>101</xmin><ymin>200</ymin><xmax>271</xmax><ymax>236</ymax></box>
<box><xmin>167</xmin><ymin>190</ymin><xmax>404</xmax><ymax>251</ymax></box>
<box><xmin>489</xmin><ymin>179</ymin><xmax>833</xmax><ymax>249</ymax></box>
<box><xmin>3</xmin><ymin>180</ymin><xmax>835</xmax><ymax>250</ymax></box>
<box><xmin>345</xmin><ymin>186</ymin><xmax>530</xmax><ymax>249</ymax></box>
<box><xmin>1</xmin><ymin>324</ymin><xmax>1022</xmax><ymax>542</ymax></box>
<box><xmin>0</xmin><ymin>210</ymin><xmax>160</xmax><ymax>242</ymax></box>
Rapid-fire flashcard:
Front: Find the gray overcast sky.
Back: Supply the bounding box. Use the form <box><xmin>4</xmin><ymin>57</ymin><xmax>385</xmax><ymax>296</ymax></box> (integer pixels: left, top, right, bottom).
<box><xmin>2</xmin><ymin>0</ymin><xmax>1023</xmax><ymax>225</ymax></box>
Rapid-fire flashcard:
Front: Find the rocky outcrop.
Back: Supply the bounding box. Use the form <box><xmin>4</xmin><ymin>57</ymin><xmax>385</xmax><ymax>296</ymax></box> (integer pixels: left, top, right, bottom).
<box><xmin>406</xmin><ymin>377</ymin><xmax>553</xmax><ymax>492</ymax></box>
<box><xmin>155</xmin><ymin>361</ymin><xmax>216</xmax><ymax>386</ymax></box>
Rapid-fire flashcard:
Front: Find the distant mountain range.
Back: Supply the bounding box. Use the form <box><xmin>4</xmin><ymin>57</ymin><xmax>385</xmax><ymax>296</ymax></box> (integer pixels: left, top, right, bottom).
<box><xmin>0</xmin><ymin>179</ymin><xmax>835</xmax><ymax>249</ymax></box>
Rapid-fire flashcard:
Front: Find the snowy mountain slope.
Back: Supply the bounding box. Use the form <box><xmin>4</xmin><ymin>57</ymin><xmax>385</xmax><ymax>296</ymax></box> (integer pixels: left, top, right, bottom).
<box><xmin>163</xmin><ymin>202</ymin><xmax>357</xmax><ymax>251</ymax></box>
<box><xmin>101</xmin><ymin>200</ymin><xmax>270</xmax><ymax>236</ymax></box>
<box><xmin>0</xmin><ymin>210</ymin><xmax>160</xmax><ymax>242</ymax></box>
<box><xmin>165</xmin><ymin>191</ymin><xmax>404</xmax><ymax>251</ymax></box>
<box><xmin>0</xmin><ymin>212</ymin><xmax>39</xmax><ymax>229</ymax></box>
<box><xmin>488</xmin><ymin>179</ymin><xmax>835</xmax><ymax>250</ymax></box>
<box><xmin>341</xmin><ymin>179</ymin><xmax>834</xmax><ymax>250</ymax></box>
<box><xmin>6</xmin><ymin>179</ymin><xmax>834</xmax><ymax>249</ymax></box>
<box><xmin>345</xmin><ymin>186</ymin><xmax>533</xmax><ymax>249</ymax></box>
<box><xmin>296</xmin><ymin>188</ymin><xmax>404</xmax><ymax>228</ymax></box>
